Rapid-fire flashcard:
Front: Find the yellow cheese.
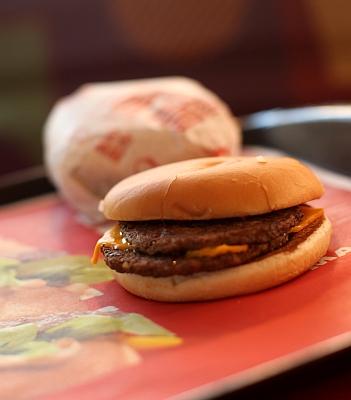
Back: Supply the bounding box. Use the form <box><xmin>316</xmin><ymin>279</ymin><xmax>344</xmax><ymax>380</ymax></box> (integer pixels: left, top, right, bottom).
<box><xmin>290</xmin><ymin>206</ymin><xmax>324</xmax><ymax>233</ymax></box>
<box><xmin>186</xmin><ymin>244</ymin><xmax>249</xmax><ymax>258</ymax></box>
<box><xmin>91</xmin><ymin>225</ymin><xmax>130</xmax><ymax>264</ymax></box>
<box><xmin>126</xmin><ymin>336</ymin><xmax>183</xmax><ymax>349</ymax></box>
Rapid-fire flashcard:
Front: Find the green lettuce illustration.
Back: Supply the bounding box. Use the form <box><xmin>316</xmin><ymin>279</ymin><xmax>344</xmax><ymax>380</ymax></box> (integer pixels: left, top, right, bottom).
<box><xmin>1</xmin><ymin>341</ymin><xmax>60</xmax><ymax>358</ymax></box>
<box><xmin>15</xmin><ymin>256</ymin><xmax>114</xmax><ymax>286</ymax></box>
<box><xmin>0</xmin><ymin>270</ymin><xmax>21</xmax><ymax>288</ymax></box>
<box><xmin>0</xmin><ymin>323</ymin><xmax>38</xmax><ymax>351</ymax></box>
<box><xmin>43</xmin><ymin>315</ymin><xmax>121</xmax><ymax>340</ymax></box>
<box><xmin>0</xmin><ymin>258</ymin><xmax>21</xmax><ymax>287</ymax></box>
<box><xmin>118</xmin><ymin>313</ymin><xmax>173</xmax><ymax>336</ymax></box>
<box><xmin>0</xmin><ymin>258</ymin><xmax>19</xmax><ymax>269</ymax></box>
<box><xmin>42</xmin><ymin>314</ymin><xmax>174</xmax><ymax>341</ymax></box>
<box><xmin>69</xmin><ymin>264</ymin><xmax>115</xmax><ymax>285</ymax></box>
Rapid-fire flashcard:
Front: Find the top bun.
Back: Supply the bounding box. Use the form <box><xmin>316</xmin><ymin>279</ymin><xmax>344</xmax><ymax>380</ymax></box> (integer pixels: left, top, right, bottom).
<box><xmin>102</xmin><ymin>156</ymin><xmax>324</xmax><ymax>221</ymax></box>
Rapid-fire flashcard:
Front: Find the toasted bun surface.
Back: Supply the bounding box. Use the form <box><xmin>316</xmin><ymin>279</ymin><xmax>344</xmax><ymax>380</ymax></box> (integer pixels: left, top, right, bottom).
<box><xmin>114</xmin><ymin>218</ymin><xmax>332</xmax><ymax>302</ymax></box>
<box><xmin>102</xmin><ymin>156</ymin><xmax>324</xmax><ymax>221</ymax></box>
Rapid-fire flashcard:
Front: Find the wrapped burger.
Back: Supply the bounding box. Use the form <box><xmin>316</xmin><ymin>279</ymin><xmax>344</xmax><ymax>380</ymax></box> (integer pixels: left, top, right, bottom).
<box><xmin>44</xmin><ymin>77</ymin><xmax>241</xmax><ymax>222</ymax></box>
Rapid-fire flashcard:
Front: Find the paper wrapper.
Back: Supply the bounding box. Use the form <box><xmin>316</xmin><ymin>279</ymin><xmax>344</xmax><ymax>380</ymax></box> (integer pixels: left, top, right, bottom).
<box><xmin>44</xmin><ymin>77</ymin><xmax>241</xmax><ymax>222</ymax></box>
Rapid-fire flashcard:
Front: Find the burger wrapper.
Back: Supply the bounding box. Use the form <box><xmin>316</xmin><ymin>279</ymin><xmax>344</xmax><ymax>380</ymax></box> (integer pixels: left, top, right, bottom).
<box><xmin>44</xmin><ymin>77</ymin><xmax>241</xmax><ymax>222</ymax></box>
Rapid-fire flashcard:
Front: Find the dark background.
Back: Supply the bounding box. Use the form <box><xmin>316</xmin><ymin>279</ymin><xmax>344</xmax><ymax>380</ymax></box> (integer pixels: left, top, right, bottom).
<box><xmin>1</xmin><ymin>0</ymin><xmax>351</xmax><ymax>175</ymax></box>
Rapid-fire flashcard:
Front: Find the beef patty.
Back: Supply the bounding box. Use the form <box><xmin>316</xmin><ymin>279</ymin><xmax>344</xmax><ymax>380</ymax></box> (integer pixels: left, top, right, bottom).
<box><xmin>102</xmin><ymin>206</ymin><xmax>323</xmax><ymax>277</ymax></box>
<box><xmin>119</xmin><ymin>206</ymin><xmax>304</xmax><ymax>255</ymax></box>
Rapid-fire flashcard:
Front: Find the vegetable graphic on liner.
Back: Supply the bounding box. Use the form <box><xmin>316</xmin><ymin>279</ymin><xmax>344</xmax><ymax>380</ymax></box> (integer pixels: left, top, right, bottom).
<box><xmin>0</xmin><ymin>250</ymin><xmax>182</xmax><ymax>369</ymax></box>
<box><xmin>0</xmin><ymin>255</ymin><xmax>115</xmax><ymax>299</ymax></box>
<box><xmin>0</xmin><ymin>306</ymin><xmax>181</xmax><ymax>368</ymax></box>
<box><xmin>14</xmin><ymin>256</ymin><xmax>115</xmax><ymax>287</ymax></box>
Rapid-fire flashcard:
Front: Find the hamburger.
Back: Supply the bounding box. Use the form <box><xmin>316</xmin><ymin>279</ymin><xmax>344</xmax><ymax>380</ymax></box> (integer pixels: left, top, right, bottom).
<box><xmin>92</xmin><ymin>156</ymin><xmax>332</xmax><ymax>302</ymax></box>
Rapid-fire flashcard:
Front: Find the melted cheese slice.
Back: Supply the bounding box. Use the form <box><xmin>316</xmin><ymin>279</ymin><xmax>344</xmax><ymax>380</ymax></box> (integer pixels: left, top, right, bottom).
<box><xmin>91</xmin><ymin>225</ymin><xmax>130</xmax><ymax>264</ymax></box>
<box><xmin>290</xmin><ymin>206</ymin><xmax>324</xmax><ymax>233</ymax></box>
<box><xmin>186</xmin><ymin>244</ymin><xmax>248</xmax><ymax>258</ymax></box>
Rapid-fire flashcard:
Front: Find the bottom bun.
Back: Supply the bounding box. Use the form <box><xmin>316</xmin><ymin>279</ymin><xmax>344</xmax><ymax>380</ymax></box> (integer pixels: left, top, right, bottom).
<box><xmin>115</xmin><ymin>218</ymin><xmax>332</xmax><ymax>302</ymax></box>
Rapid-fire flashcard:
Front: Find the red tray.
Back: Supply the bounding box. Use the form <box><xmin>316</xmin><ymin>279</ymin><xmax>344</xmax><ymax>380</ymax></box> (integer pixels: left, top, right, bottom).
<box><xmin>0</xmin><ymin>177</ymin><xmax>350</xmax><ymax>400</ymax></box>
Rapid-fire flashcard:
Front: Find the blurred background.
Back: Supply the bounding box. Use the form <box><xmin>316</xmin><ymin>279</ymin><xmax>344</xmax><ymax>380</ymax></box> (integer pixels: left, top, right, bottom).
<box><xmin>1</xmin><ymin>0</ymin><xmax>351</xmax><ymax>177</ymax></box>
